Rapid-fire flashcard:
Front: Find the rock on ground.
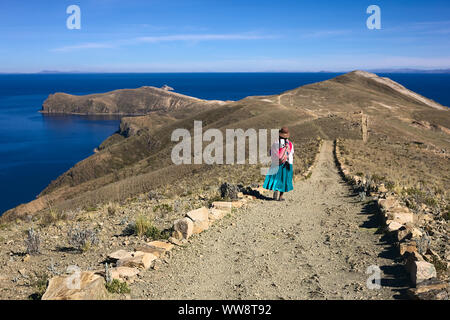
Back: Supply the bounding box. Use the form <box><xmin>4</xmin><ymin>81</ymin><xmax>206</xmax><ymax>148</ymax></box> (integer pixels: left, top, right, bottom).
<box><xmin>42</xmin><ymin>271</ymin><xmax>109</xmax><ymax>300</ymax></box>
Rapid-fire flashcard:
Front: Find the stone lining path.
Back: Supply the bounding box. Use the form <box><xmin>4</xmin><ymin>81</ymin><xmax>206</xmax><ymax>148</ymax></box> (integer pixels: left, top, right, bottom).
<box><xmin>130</xmin><ymin>140</ymin><xmax>409</xmax><ymax>300</ymax></box>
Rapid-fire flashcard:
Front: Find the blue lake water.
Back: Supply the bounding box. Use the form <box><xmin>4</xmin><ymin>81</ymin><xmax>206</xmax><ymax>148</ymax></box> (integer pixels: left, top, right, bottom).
<box><xmin>0</xmin><ymin>72</ymin><xmax>449</xmax><ymax>215</ymax></box>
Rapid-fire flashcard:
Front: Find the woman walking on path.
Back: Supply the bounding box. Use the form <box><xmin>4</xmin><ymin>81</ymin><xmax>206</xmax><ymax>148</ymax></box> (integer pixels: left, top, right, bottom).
<box><xmin>263</xmin><ymin>127</ymin><xmax>294</xmax><ymax>201</ymax></box>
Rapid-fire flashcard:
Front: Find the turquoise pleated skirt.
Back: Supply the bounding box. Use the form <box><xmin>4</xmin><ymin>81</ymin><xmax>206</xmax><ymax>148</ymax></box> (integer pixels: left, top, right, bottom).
<box><xmin>263</xmin><ymin>163</ymin><xmax>293</xmax><ymax>192</ymax></box>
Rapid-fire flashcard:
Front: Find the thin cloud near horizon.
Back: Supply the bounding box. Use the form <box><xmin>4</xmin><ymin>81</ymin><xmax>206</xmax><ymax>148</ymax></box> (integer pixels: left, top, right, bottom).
<box><xmin>51</xmin><ymin>33</ymin><xmax>277</xmax><ymax>52</ymax></box>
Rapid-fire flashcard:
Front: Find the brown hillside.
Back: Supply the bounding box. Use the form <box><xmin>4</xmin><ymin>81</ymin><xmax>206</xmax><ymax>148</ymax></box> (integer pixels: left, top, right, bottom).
<box><xmin>2</xmin><ymin>71</ymin><xmax>449</xmax><ymax>222</ymax></box>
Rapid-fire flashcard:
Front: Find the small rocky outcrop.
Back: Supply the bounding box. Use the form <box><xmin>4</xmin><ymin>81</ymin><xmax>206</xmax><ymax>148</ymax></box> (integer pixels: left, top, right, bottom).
<box><xmin>42</xmin><ymin>271</ymin><xmax>109</xmax><ymax>300</ymax></box>
<box><xmin>219</xmin><ymin>183</ymin><xmax>241</xmax><ymax>200</ymax></box>
<box><xmin>161</xmin><ymin>85</ymin><xmax>174</xmax><ymax>91</ymax></box>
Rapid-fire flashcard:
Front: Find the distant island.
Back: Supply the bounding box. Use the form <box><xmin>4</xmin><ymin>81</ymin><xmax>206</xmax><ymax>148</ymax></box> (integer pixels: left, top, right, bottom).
<box><xmin>37</xmin><ymin>70</ymin><xmax>87</xmax><ymax>74</ymax></box>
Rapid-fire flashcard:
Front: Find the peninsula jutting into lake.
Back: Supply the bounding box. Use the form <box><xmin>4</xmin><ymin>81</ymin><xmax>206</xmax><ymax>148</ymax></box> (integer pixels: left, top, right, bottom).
<box><xmin>0</xmin><ymin>0</ymin><xmax>449</xmax><ymax>304</ymax></box>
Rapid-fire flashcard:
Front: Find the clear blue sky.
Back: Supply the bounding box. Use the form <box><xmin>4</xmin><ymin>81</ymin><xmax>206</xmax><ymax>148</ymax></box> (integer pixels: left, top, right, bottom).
<box><xmin>1</xmin><ymin>0</ymin><xmax>450</xmax><ymax>72</ymax></box>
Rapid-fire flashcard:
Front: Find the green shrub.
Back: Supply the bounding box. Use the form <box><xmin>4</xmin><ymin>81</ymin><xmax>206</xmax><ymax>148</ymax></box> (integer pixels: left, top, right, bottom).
<box><xmin>444</xmin><ymin>206</ymin><xmax>450</xmax><ymax>221</ymax></box>
<box><xmin>153</xmin><ymin>204</ymin><xmax>173</xmax><ymax>214</ymax></box>
<box><xmin>144</xmin><ymin>224</ymin><xmax>163</xmax><ymax>239</ymax></box>
<box><xmin>28</xmin><ymin>272</ymin><xmax>48</xmax><ymax>300</ymax></box>
<box><xmin>107</xmin><ymin>203</ymin><xmax>120</xmax><ymax>216</ymax></box>
<box><xmin>424</xmin><ymin>197</ymin><xmax>438</xmax><ymax>207</ymax></box>
<box><xmin>40</xmin><ymin>209</ymin><xmax>67</xmax><ymax>227</ymax></box>
<box><xmin>105</xmin><ymin>279</ymin><xmax>131</xmax><ymax>294</ymax></box>
<box><xmin>127</xmin><ymin>215</ymin><xmax>166</xmax><ymax>240</ymax></box>
<box><xmin>134</xmin><ymin>215</ymin><xmax>152</xmax><ymax>237</ymax></box>
<box><xmin>370</xmin><ymin>174</ymin><xmax>386</xmax><ymax>184</ymax></box>
<box><xmin>385</xmin><ymin>181</ymin><xmax>395</xmax><ymax>190</ymax></box>
<box><xmin>432</xmin><ymin>256</ymin><xmax>448</xmax><ymax>274</ymax></box>
<box><xmin>406</xmin><ymin>201</ymin><xmax>418</xmax><ymax>211</ymax></box>
<box><xmin>405</xmin><ymin>187</ymin><xmax>425</xmax><ymax>197</ymax></box>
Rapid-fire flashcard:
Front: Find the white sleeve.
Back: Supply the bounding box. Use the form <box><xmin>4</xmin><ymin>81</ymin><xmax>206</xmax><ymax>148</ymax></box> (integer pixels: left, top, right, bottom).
<box><xmin>288</xmin><ymin>143</ymin><xmax>294</xmax><ymax>164</ymax></box>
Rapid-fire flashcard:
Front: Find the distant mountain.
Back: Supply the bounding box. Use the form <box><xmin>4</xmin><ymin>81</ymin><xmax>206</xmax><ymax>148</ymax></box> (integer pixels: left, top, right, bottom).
<box><xmin>368</xmin><ymin>68</ymin><xmax>450</xmax><ymax>74</ymax></box>
<box><xmin>37</xmin><ymin>70</ymin><xmax>86</xmax><ymax>74</ymax></box>
<box><xmin>2</xmin><ymin>69</ymin><xmax>448</xmax><ymax>74</ymax></box>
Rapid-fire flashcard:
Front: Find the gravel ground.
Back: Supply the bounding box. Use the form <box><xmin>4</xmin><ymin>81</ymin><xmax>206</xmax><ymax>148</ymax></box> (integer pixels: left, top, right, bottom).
<box><xmin>130</xmin><ymin>141</ymin><xmax>409</xmax><ymax>300</ymax></box>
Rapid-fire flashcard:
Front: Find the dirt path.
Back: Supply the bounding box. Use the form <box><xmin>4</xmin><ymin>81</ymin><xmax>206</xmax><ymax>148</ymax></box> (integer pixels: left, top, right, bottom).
<box><xmin>131</xmin><ymin>140</ymin><xmax>408</xmax><ymax>300</ymax></box>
